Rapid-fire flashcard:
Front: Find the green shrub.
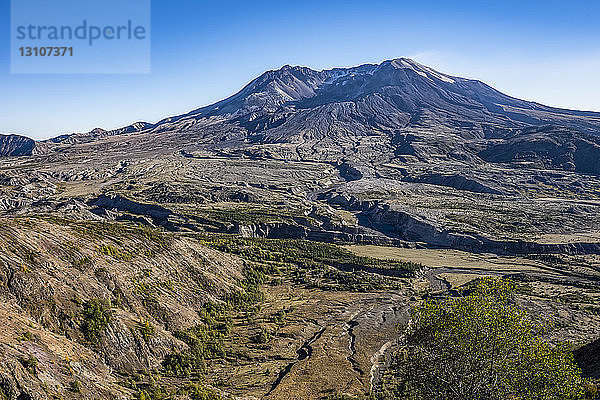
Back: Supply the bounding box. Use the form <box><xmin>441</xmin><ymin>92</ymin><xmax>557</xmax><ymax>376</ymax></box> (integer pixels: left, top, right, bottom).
<box><xmin>137</xmin><ymin>319</ymin><xmax>155</xmax><ymax>341</ymax></box>
<box><xmin>585</xmin><ymin>381</ymin><xmax>599</xmax><ymax>399</ymax></box>
<box><xmin>20</xmin><ymin>355</ymin><xmax>38</xmax><ymax>375</ymax></box>
<box><xmin>72</xmin><ymin>256</ymin><xmax>92</xmax><ymax>270</ymax></box>
<box><xmin>252</xmin><ymin>327</ymin><xmax>271</xmax><ymax>344</ymax></box>
<box><xmin>69</xmin><ymin>380</ymin><xmax>82</xmax><ymax>393</ymax></box>
<box><xmin>380</xmin><ymin>278</ymin><xmax>585</xmax><ymax>400</ymax></box>
<box><xmin>81</xmin><ymin>299</ymin><xmax>112</xmax><ymax>343</ymax></box>
<box><xmin>270</xmin><ymin>309</ymin><xmax>287</xmax><ymax>326</ymax></box>
<box><xmin>162</xmin><ymin>352</ymin><xmax>197</xmax><ymax>377</ymax></box>
<box><xmin>184</xmin><ymin>383</ymin><xmax>224</xmax><ymax>400</ymax></box>
<box><xmin>197</xmin><ymin>236</ymin><xmax>417</xmax><ymax>291</ymax></box>
<box><xmin>96</xmin><ymin>244</ymin><xmax>133</xmax><ymax>261</ymax></box>
<box><xmin>137</xmin><ymin>391</ymin><xmax>151</xmax><ymax>400</ymax></box>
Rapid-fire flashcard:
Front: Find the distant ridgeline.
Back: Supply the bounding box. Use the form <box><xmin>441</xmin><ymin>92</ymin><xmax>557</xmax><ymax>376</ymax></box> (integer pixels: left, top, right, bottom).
<box><xmin>0</xmin><ymin>134</ymin><xmax>35</xmax><ymax>157</ymax></box>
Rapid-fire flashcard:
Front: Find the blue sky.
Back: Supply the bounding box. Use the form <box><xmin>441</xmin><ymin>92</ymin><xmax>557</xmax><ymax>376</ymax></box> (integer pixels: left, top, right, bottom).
<box><xmin>1</xmin><ymin>0</ymin><xmax>599</xmax><ymax>140</ymax></box>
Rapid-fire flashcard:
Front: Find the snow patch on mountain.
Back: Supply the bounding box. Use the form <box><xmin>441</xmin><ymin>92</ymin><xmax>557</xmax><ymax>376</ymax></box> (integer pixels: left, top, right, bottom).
<box><xmin>390</xmin><ymin>58</ymin><xmax>456</xmax><ymax>84</ymax></box>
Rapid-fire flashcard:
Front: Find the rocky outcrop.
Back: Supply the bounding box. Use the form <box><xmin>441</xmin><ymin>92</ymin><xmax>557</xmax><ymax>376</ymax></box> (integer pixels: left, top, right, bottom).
<box><xmin>0</xmin><ymin>360</ymin><xmax>50</xmax><ymax>400</ymax></box>
<box><xmin>0</xmin><ymin>198</ymin><xmax>31</xmax><ymax>211</ymax></box>
<box><xmin>362</xmin><ymin>204</ymin><xmax>489</xmax><ymax>249</ymax></box>
<box><xmin>336</xmin><ymin>162</ymin><xmax>364</xmax><ymax>181</ymax></box>
<box><xmin>91</xmin><ymin>194</ymin><xmax>173</xmax><ymax>222</ymax></box>
<box><xmin>364</xmin><ymin>202</ymin><xmax>600</xmax><ymax>255</ymax></box>
<box><xmin>319</xmin><ymin>191</ymin><xmax>600</xmax><ymax>255</ymax></box>
<box><xmin>231</xmin><ymin>222</ymin><xmax>308</xmax><ymax>239</ymax></box>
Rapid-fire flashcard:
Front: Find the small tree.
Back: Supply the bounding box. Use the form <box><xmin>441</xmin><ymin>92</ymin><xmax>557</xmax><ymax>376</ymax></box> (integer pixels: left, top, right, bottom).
<box><xmin>82</xmin><ymin>299</ymin><xmax>112</xmax><ymax>343</ymax></box>
<box><xmin>380</xmin><ymin>278</ymin><xmax>585</xmax><ymax>400</ymax></box>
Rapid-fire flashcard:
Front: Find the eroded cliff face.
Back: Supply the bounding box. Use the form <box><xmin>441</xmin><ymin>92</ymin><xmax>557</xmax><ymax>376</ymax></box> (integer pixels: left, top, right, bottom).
<box><xmin>0</xmin><ymin>217</ymin><xmax>244</xmax><ymax>399</ymax></box>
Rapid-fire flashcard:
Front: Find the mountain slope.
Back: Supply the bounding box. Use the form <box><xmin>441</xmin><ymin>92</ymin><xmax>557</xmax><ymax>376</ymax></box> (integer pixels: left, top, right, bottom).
<box><xmin>0</xmin><ymin>134</ymin><xmax>35</xmax><ymax>157</ymax></box>
<box><xmin>479</xmin><ymin>125</ymin><xmax>600</xmax><ymax>174</ymax></box>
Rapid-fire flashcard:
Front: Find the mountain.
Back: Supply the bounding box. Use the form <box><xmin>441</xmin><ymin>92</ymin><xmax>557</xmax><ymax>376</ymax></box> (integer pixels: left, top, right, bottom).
<box><xmin>42</xmin><ymin>58</ymin><xmax>600</xmax><ymax>170</ymax></box>
<box><xmin>167</xmin><ymin>58</ymin><xmax>600</xmax><ymax>135</ymax></box>
<box><xmin>0</xmin><ymin>134</ymin><xmax>36</xmax><ymax>157</ymax></box>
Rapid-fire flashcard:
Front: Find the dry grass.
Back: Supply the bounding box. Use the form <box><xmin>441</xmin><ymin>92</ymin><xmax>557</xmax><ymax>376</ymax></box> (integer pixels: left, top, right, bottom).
<box><xmin>344</xmin><ymin>245</ymin><xmax>548</xmax><ymax>274</ymax></box>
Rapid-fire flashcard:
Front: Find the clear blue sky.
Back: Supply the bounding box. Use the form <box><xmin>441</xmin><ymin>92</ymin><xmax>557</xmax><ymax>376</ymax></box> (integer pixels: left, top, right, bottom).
<box><xmin>1</xmin><ymin>0</ymin><xmax>599</xmax><ymax>140</ymax></box>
